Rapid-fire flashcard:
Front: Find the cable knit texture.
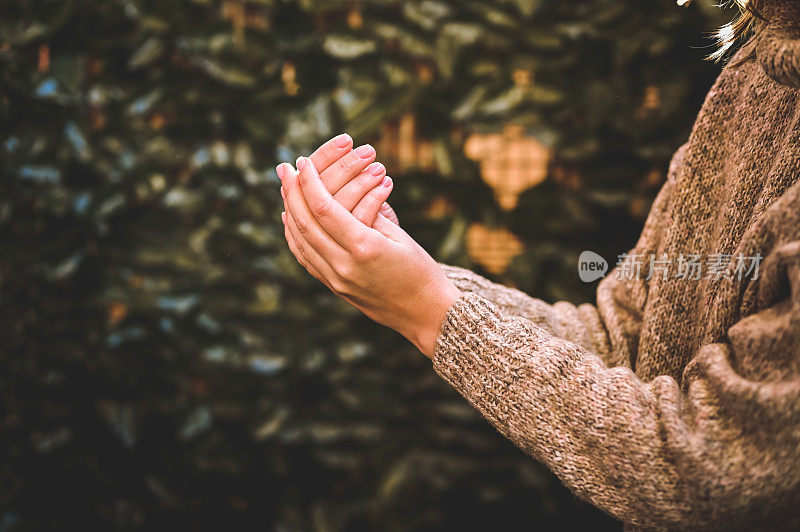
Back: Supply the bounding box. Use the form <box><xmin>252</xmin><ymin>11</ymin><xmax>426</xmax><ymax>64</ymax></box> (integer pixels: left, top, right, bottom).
<box><xmin>432</xmin><ymin>2</ymin><xmax>800</xmax><ymax>529</ymax></box>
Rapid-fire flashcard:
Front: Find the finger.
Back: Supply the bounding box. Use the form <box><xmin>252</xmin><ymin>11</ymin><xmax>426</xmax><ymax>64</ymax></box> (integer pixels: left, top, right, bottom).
<box><xmin>293</xmin><ymin>157</ymin><xmax>379</xmax><ymax>252</ymax></box>
<box><xmin>280</xmin><ymin>161</ymin><xmax>350</xmax><ymax>264</ymax></box>
<box><xmin>282</xmin><ymin>211</ymin><xmax>310</xmax><ymax>268</ymax></box>
<box><xmin>379</xmin><ymin>202</ymin><xmax>400</xmax><ymax>226</ymax></box>
<box><xmin>282</xmin><ymin>184</ymin><xmax>359</xmax><ymax>305</ymax></box>
<box><xmin>371</xmin><ymin>212</ymin><xmax>406</xmax><ymax>243</ymax></box>
<box><xmin>332</xmin><ymin>162</ymin><xmax>385</xmax><ymax>211</ymax></box>
<box><xmin>352</xmin><ymin>176</ymin><xmax>393</xmax><ymax>227</ymax></box>
<box><xmin>285</xmin><ymin>214</ymin><xmax>360</xmax><ymax>308</ymax></box>
<box><xmin>281</xmin><ymin>207</ymin><xmax>307</xmax><ymax>268</ymax></box>
<box><xmin>284</xmin><ymin>221</ymin><xmax>327</xmax><ymax>286</ymax></box>
<box><xmin>281</xmin><ymin>182</ymin><xmax>336</xmax><ymax>285</ymax></box>
<box><xmin>283</xmin><ymin>210</ymin><xmax>360</xmax><ymax>308</ymax></box>
<box><xmin>280</xmin><ymin>190</ymin><xmax>309</xmax><ymax>269</ymax></box>
<box><xmin>282</xmin><ymin>206</ymin><xmax>339</xmax><ymax>286</ymax></box>
<box><xmin>309</xmin><ymin>133</ymin><xmax>353</xmax><ymax>174</ymax></box>
<box><xmin>318</xmin><ymin>144</ymin><xmax>376</xmax><ymax>195</ymax></box>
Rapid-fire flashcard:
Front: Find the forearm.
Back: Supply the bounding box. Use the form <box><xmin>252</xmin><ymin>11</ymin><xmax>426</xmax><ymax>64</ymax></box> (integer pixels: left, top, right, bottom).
<box><xmin>432</xmin><ymin>291</ymin><xmax>800</xmax><ymax>529</ymax></box>
<box><xmin>439</xmin><ymin>263</ymin><xmax>612</xmax><ymax>357</ymax></box>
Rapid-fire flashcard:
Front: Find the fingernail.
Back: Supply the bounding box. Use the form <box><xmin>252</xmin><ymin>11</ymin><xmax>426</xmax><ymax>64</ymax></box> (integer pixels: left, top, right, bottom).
<box><xmin>280</xmin><ymin>186</ymin><xmax>285</xmax><ymax>200</ymax></box>
<box><xmin>382</xmin><ymin>176</ymin><xmax>392</xmax><ymax>188</ymax></box>
<box><xmin>368</xmin><ymin>162</ymin><xmax>385</xmax><ymax>176</ymax></box>
<box><xmin>355</xmin><ymin>144</ymin><xmax>375</xmax><ymax>159</ymax></box>
<box><xmin>296</xmin><ymin>157</ymin><xmax>307</xmax><ymax>171</ymax></box>
<box><xmin>281</xmin><ymin>211</ymin><xmax>286</xmax><ymax>224</ymax></box>
<box><xmin>334</xmin><ymin>133</ymin><xmax>352</xmax><ymax>148</ymax></box>
<box><xmin>276</xmin><ymin>164</ymin><xmax>285</xmax><ymax>181</ymax></box>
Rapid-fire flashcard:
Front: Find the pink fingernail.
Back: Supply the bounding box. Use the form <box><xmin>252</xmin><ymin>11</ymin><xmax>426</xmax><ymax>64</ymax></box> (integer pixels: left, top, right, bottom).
<box><xmin>281</xmin><ymin>211</ymin><xmax>286</xmax><ymax>224</ymax></box>
<box><xmin>368</xmin><ymin>162</ymin><xmax>385</xmax><ymax>176</ymax></box>
<box><xmin>276</xmin><ymin>164</ymin><xmax>285</xmax><ymax>181</ymax></box>
<box><xmin>334</xmin><ymin>133</ymin><xmax>352</xmax><ymax>148</ymax></box>
<box><xmin>355</xmin><ymin>144</ymin><xmax>375</xmax><ymax>159</ymax></box>
<box><xmin>296</xmin><ymin>157</ymin><xmax>307</xmax><ymax>171</ymax></box>
<box><xmin>280</xmin><ymin>186</ymin><xmax>285</xmax><ymax>200</ymax></box>
<box><xmin>382</xmin><ymin>176</ymin><xmax>392</xmax><ymax>188</ymax></box>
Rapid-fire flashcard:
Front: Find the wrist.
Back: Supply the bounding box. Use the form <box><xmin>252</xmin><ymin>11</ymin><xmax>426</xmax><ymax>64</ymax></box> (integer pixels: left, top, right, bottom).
<box><xmin>407</xmin><ymin>279</ymin><xmax>461</xmax><ymax>358</ymax></box>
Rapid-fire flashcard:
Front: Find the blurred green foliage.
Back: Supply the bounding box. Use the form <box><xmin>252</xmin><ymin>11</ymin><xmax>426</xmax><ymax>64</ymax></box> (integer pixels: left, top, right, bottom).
<box><xmin>1</xmin><ymin>0</ymin><xmax>724</xmax><ymax>530</ymax></box>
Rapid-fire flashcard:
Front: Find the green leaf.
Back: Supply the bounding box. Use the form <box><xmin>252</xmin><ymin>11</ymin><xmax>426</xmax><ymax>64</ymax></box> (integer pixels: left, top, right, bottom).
<box><xmin>322</xmin><ymin>34</ymin><xmax>378</xmax><ymax>59</ymax></box>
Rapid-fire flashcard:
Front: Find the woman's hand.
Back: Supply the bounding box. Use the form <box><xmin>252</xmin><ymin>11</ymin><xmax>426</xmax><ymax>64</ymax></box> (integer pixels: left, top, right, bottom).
<box><xmin>293</xmin><ymin>134</ymin><xmax>399</xmax><ymax>226</ymax></box>
<box><xmin>281</xmin><ymin>134</ymin><xmax>400</xmax><ymax>271</ymax></box>
<box><xmin>278</xmin><ymin>156</ymin><xmax>460</xmax><ymax>357</ymax></box>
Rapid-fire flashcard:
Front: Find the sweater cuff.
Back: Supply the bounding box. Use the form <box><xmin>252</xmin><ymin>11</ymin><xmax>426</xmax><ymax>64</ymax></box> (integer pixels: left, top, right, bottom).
<box><xmin>434</xmin><ymin>291</ymin><xmax>497</xmax><ymax>358</ymax></box>
<box><xmin>431</xmin><ymin>292</ymin><xmax>494</xmax><ymax>411</ymax></box>
<box><xmin>431</xmin><ymin>291</ymin><xmax>547</xmax><ymax>405</ymax></box>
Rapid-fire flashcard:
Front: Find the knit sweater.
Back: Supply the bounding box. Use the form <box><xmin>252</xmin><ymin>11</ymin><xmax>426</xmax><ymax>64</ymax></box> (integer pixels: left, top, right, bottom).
<box><xmin>432</xmin><ymin>2</ymin><xmax>800</xmax><ymax>529</ymax></box>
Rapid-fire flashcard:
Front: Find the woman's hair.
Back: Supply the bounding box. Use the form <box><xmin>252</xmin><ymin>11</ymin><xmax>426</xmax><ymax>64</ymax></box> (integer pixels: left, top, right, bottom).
<box><xmin>710</xmin><ymin>0</ymin><xmax>766</xmax><ymax>60</ymax></box>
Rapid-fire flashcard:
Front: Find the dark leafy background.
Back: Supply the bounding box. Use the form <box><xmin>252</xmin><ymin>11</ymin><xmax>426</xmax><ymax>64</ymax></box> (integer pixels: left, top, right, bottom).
<box><xmin>1</xmin><ymin>0</ymin><xmax>728</xmax><ymax>530</ymax></box>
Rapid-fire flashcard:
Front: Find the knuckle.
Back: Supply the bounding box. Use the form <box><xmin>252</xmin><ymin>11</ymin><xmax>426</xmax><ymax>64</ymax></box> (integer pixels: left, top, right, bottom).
<box><xmin>292</xmin><ymin>235</ymin><xmax>306</xmax><ymax>255</ymax></box>
<box><xmin>362</xmin><ymin>245</ymin><xmax>378</xmax><ymax>262</ymax></box>
<box><xmin>353</xmin><ymin>172</ymin><xmax>370</xmax><ymax>190</ymax></box>
<box><xmin>315</xmin><ymin>147</ymin><xmax>333</xmax><ymax>165</ymax></box>
<box><xmin>359</xmin><ymin>171</ymin><xmax>381</xmax><ymax>190</ymax></box>
<box><xmin>337</xmin><ymin>156</ymin><xmax>355</xmax><ymax>173</ymax></box>
<box><xmin>336</xmin><ymin>260</ymin><xmax>356</xmax><ymax>281</ymax></box>
<box><xmin>367</xmin><ymin>187</ymin><xmax>385</xmax><ymax>202</ymax></box>
<box><xmin>309</xmin><ymin>198</ymin><xmax>332</xmax><ymax>218</ymax></box>
<box><xmin>297</xmin><ymin>169</ymin><xmax>309</xmax><ymax>187</ymax></box>
<box><xmin>291</xmin><ymin>247</ymin><xmax>308</xmax><ymax>269</ymax></box>
<box><xmin>294</xmin><ymin>217</ymin><xmax>310</xmax><ymax>236</ymax></box>
<box><xmin>329</xmin><ymin>274</ymin><xmax>350</xmax><ymax>295</ymax></box>
<box><xmin>352</xmin><ymin>238</ymin><xmax>376</xmax><ymax>263</ymax></box>
<box><xmin>352</xmin><ymin>244</ymin><xmax>368</xmax><ymax>261</ymax></box>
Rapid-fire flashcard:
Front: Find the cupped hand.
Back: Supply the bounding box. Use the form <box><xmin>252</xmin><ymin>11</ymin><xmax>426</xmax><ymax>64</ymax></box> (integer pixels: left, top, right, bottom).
<box><xmin>281</xmin><ymin>133</ymin><xmax>400</xmax><ymax>291</ymax></box>
<box><xmin>278</xmin><ymin>156</ymin><xmax>460</xmax><ymax>357</ymax></box>
<box><xmin>296</xmin><ymin>133</ymin><xmax>399</xmax><ymax>226</ymax></box>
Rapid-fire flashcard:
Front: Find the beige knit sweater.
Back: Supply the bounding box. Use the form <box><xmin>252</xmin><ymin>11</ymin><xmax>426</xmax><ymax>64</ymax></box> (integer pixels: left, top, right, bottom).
<box><xmin>432</xmin><ymin>2</ymin><xmax>800</xmax><ymax>529</ymax></box>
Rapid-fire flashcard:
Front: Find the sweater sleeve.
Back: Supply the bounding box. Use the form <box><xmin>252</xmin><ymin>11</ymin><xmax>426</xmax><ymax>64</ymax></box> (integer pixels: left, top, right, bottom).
<box><xmin>431</xmin><ymin>241</ymin><xmax>800</xmax><ymax>529</ymax></box>
<box><xmin>439</xmin><ymin>263</ymin><xmax>612</xmax><ymax>358</ymax></box>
